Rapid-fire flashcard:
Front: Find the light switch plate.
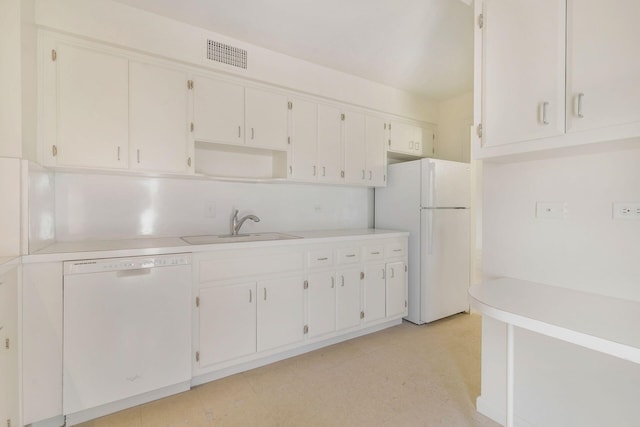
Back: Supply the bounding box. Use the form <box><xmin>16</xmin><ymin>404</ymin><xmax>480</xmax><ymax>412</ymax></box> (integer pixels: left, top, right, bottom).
<box><xmin>536</xmin><ymin>202</ymin><xmax>567</xmax><ymax>219</ymax></box>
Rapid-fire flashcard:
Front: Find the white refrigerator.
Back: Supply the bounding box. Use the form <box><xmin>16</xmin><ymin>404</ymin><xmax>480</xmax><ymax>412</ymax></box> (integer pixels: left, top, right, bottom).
<box><xmin>375</xmin><ymin>158</ymin><xmax>470</xmax><ymax>324</ymax></box>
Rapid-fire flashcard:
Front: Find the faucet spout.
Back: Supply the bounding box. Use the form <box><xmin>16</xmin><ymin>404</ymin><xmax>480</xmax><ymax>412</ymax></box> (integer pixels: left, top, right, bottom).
<box><xmin>231</xmin><ymin>209</ymin><xmax>261</xmax><ymax>235</ymax></box>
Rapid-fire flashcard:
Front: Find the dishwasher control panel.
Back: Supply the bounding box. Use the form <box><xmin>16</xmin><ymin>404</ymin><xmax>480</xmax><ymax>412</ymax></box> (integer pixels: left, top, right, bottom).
<box><xmin>64</xmin><ymin>253</ymin><xmax>191</xmax><ymax>275</ymax></box>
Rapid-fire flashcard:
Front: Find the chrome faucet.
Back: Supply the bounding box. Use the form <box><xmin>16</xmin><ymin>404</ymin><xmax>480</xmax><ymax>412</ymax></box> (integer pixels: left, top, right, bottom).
<box><xmin>231</xmin><ymin>209</ymin><xmax>261</xmax><ymax>235</ymax></box>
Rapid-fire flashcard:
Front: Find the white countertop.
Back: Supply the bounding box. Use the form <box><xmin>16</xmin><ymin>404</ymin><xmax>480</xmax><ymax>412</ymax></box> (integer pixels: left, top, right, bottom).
<box><xmin>22</xmin><ymin>228</ymin><xmax>409</xmax><ymax>263</ymax></box>
<box><xmin>469</xmin><ymin>278</ymin><xmax>640</xmax><ymax>364</ymax></box>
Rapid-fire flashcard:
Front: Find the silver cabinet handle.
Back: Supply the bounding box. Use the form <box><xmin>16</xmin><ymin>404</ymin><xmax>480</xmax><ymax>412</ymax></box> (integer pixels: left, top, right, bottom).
<box><xmin>393</xmin><ymin>249</ymin><xmax>402</xmax><ymax>252</ymax></box>
<box><xmin>575</xmin><ymin>93</ymin><xmax>584</xmax><ymax>118</ymax></box>
<box><xmin>117</xmin><ymin>146</ymin><xmax>120</xmax><ymax>161</ymax></box>
<box><xmin>322</xmin><ymin>166</ymin><xmax>326</xmax><ymax>176</ymax></box>
<box><xmin>390</xmin><ymin>268</ymin><xmax>395</xmax><ymax>278</ymax></box>
<box><xmin>361</xmin><ymin>169</ymin><xmax>365</xmax><ymax>179</ymax></box>
<box><xmin>317</xmin><ymin>257</ymin><xmax>328</xmax><ymax>261</ymax></box>
<box><xmin>289</xmin><ymin>165</ymin><xmax>292</xmax><ymax>174</ymax></box>
<box><xmin>238</xmin><ymin>126</ymin><xmax>241</xmax><ymax>137</ymax></box>
<box><xmin>345</xmin><ymin>254</ymin><xmax>356</xmax><ymax>258</ymax></box>
<box><xmin>251</xmin><ymin>128</ymin><xmax>255</xmax><ymax>140</ymax></box>
<box><xmin>341</xmin><ymin>276</ymin><xmax>345</xmax><ymax>287</ymax></box>
<box><xmin>137</xmin><ymin>149</ymin><xmax>140</xmax><ymax>163</ymax></box>
<box><xmin>382</xmin><ymin>269</ymin><xmax>386</xmax><ymax>279</ymax></box>
<box><xmin>331</xmin><ymin>276</ymin><xmax>335</xmax><ymax>288</ymax></box>
<box><xmin>539</xmin><ymin>102</ymin><xmax>550</xmax><ymax>125</ymax></box>
<box><xmin>370</xmin><ymin>251</ymin><xmax>380</xmax><ymax>255</ymax></box>
<box><xmin>249</xmin><ymin>289</ymin><xmax>252</xmax><ymax>303</ymax></box>
<box><xmin>263</xmin><ymin>288</ymin><xmax>267</xmax><ymax>301</ymax></box>
<box><xmin>313</xmin><ymin>165</ymin><xmax>317</xmax><ymax>176</ymax></box>
<box><xmin>369</xmin><ymin>171</ymin><xmax>372</xmax><ymax>180</ymax></box>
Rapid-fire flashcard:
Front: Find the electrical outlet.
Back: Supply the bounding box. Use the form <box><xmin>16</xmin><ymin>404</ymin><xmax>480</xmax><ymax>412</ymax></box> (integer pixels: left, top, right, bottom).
<box><xmin>613</xmin><ymin>202</ymin><xmax>640</xmax><ymax>220</ymax></box>
<box><xmin>204</xmin><ymin>202</ymin><xmax>216</xmax><ymax>218</ymax></box>
<box><xmin>536</xmin><ymin>202</ymin><xmax>567</xmax><ymax>219</ymax></box>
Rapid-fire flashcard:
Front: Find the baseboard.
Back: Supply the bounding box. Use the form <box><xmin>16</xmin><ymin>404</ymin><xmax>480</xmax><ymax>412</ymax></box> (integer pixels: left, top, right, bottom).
<box><xmin>476</xmin><ymin>395</ymin><xmax>536</xmax><ymax>427</ymax></box>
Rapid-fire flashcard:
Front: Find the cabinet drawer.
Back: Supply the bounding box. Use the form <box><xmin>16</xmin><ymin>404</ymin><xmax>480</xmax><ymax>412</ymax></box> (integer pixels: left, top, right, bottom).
<box><xmin>308</xmin><ymin>250</ymin><xmax>334</xmax><ymax>268</ymax></box>
<box><xmin>362</xmin><ymin>245</ymin><xmax>384</xmax><ymax>261</ymax></box>
<box><xmin>336</xmin><ymin>247</ymin><xmax>360</xmax><ymax>264</ymax></box>
<box><xmin>198</xmin><ymin>251</ymin><xmax>304</xmax><ymax>283</ymax></box>
<box><xmin>385</xmin><ymin>241</ymin><xmax>405</xmax><ymax>258</ymax></box>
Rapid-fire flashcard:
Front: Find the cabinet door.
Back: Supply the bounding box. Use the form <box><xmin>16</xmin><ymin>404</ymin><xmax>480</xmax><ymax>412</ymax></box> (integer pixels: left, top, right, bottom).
<box><xmin>307</xmin><ymin>271</ymin><xmax>336</xmax><ymax>337</ymax></box>
<box><xmin>566</xmin><ymin>0</ymin><xmax>640</xmax><ymax>133</ymax></box>
<box><xmin>343</xmin><ymin>111</ymin><xmax>367</xmax><ymax>184</ymax></box>
<box><xmin>198</xmin><ymin>283</ymin><xmax>256</xmax><ymax>367</ymax></box>
<box><xmin>257</xmin><ymin>275</ymin><xmax>305</xmax><ymax>352</ymax></box>
<box><xmin>289</xmin><ymin>98</ymin><xmax>318</xmax><ymax>181</ymax></box>
<box><xmin>386</xmin><ymin>261</ymin><xmax>407</xmax><ymax>318</ymax></box>
<box><xmin>336</xmin><ymin>268</ymin><xmax>361</xmax><ymax>330</ymax></box>
<box><xmin>130</xmin><ymin>62</ymin><xmax>191</xmax><ymax>173</ymax></box>
<box><xmin>365</xmin><ymin>116</ymin><xmax>387</xmax><ymax>186</ymax></box>
<box><xmin>317</xmin><ymin>104</ymin><xmax>344</xmax><ymax>183</ymax></box>
<box><xmin>193</xmin><ymin>76</ymin><xmax>244</xmax><ymax>145</ymax></box>
<box><xmin>363</xmin><ymin>264</ymin><xmax>386</xmax><ymax>323</ymax></box>
<box><xmin>53</xmin><ymin>43</ymin><xmax>128</xmax><ymax>168</ymax></box>
<box><xmin>482</xmin><ymin>0</ymin><xmax>565</xmax><ymax>146</ymax></box>
<box><xmin>0</xmin><ymin>267</ymin><xmax>19</xmax><ymax>427</ymax></box>
<box><xmin>389</xmin><ymin>121</ymin><xmax>421</xmax><ymax>154</ymax></box>
<box><xmin>245</xmin><ymin>87</ymin><xmax>288</xmax><ymax>150</ymax></box>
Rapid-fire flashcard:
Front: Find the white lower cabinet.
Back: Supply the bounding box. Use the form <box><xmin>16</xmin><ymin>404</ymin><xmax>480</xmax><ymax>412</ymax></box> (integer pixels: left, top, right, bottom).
<box><xmin>363</xmin><ymin>263</ymin><xmax>387</xmax><ymax>323</ymax></box>
<box><xmin>307</xmin><ymin>271</ymin><xmax>336</xmax><ymax>338</ymax></box>
<box><xmin>257</xmin><ymin>275</ymin><xmax>306</xmax><ymax>352</ymax></box>
<box><xmin>336</xmin><ymin>268</ymin><xmax>362</xmax><ymax>331</ymax></box>
<box><xmin>198</xmin><ymin>282</ymin><xmax>257</xmax><ymax>367</ymax></box>
<box><xmin>386</xmin><ymin>261</ymin><xmax>408</xmax><ymax>318</ymax></box>
<box><xmin>0</xmin><ymin>265</ymin><xmax>19</xmax><ymax>427</ymax></box>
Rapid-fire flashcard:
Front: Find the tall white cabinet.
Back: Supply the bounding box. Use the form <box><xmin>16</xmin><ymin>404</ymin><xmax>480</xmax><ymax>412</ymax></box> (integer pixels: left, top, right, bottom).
<box><xmin>0</xmin><ymin>266</ymin><xmax>19</xmax><ymax>427</ymax></box>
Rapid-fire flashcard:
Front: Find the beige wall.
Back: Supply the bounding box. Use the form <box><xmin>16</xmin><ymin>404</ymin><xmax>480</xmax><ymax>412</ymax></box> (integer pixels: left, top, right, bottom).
<box><xmin>0</xmin><ymin>0</ymin><xmax>23</xmax><ymax>158</ymax></box>
<box><xmin>436</xmin><ymin>91</ymin><xmax>473</xmax><ymax>162</ymax></box>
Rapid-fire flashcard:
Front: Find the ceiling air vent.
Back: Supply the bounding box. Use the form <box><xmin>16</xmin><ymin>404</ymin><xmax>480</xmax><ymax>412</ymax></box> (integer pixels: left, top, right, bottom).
<box><xmin>206</xmin><ymin>40</ymin><xmax>247</xmax><ymax>70</ymax></box>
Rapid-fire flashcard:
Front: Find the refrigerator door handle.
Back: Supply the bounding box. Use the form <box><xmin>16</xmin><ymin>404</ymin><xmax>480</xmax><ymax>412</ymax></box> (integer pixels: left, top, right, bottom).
<box><xmin>428</xmin><ymin>161</ymin><xmax>435</xmax><ymax>208</ymax></box>
<box><xmin>427</xmin><ymin>209</ymin><xmax>433</xmax><ymax>255</ymax></box>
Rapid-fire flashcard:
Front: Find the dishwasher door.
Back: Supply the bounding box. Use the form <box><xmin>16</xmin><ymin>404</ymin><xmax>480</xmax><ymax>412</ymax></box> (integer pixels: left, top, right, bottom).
<box><xmin>63</xmin><ymin>254</ymin><xmax>192</xmax><ymax>416</ymax></box>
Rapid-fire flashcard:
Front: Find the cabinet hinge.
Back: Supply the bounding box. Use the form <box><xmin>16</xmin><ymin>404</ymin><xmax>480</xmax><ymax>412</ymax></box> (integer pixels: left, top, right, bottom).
<box><xmin>303</xmin><ymin>325</ymin><xmax>309</xmax><ymax>334</ymax></box>
<box><xmin>187</xmin><ymin>80</ymin><xmax>194</xmax><ymax>90</ymax></box>
<box><xmin>388</xmin><ymin>123</ymin><xmax>392</xmax><ymax>130</ymax></box>
<box><xmin>187</xmin><ymin>157</ymin><xmax>192</xmax><ymax>167</ymax></box>
<box><xmin>360</xmin><ymin>271</ymin><xmax>364</xmax><ymax>280</ymax></box>
<box><xmin>388</xmin><ymin>139</ymin><xmax>391</xmax><ymax>147</ymax></box>
<box><xmin>384</xmin><ymin>123</ymin><xmax>387</xmax><ymax>130</ymax></box>
<box><xmin>303</xmin><ymin>280</ymin><xmax>308</xmax><ymax>290</ymax></box>
<box><xmin>383</xmin><ymin>174</ymin><xmax>386</xmax><ymax>182</ymax></box>
<box><xmin>190</xmin><ymin>122</ymin><xmax>194</xmax><ymax>132</ymax></box>
<box><xmin>340</xmin><ymin>113</ymin><xmax>345</xmax><ymax>121</ymax></box>
<box><xmin>476</xmin><ymin>123</ymin><xmax>483</xmax><ymax>139</ymax></box>
<box><xmin>4</xmin><ymin>338</ymin><xmax>9</xmax><ymax>350</ymax></box>
<box><xmin>195</xmin><ymin>351</ymin><xmax>200</xmax><ymax>362</ymax></box>
<box><xmin>52</xmin><ymin>145</ymin><xmax>58</xmax><ymax>157</ymax></box>
<box><xmin>405</xmin><ymin>300</ymin><xmax>408</xmax><ymax>308</ymax></box>
<box><xmin>360</xmin><ymin>311</ymin><xmax>365</xmax><ymax>320</ymax></box>
<box><xmin>7</xmin><ymin>418</ymin><xmax>12</xmax><ymax>427</ymax></box>
<box><xmin>51</xmin><ymin>49</ymin><xmax>57</xmax><ymax>61</ymax></box>
<box><xmin>288</xmin><ymin>101</ymin><xmax>293</xmax><ymax>110</ymax></box>
<box><xmin>405</xmin><ymin>264</ymin><xmax>408</xmax><ymax>272</ymax></box>
<box><xmin>195</xmin><ymin>296</ymin><xmax>200</xmax><ymax>307</ymax></box>
<box><xmin>478</xmin><ymin>13</ymin><xmax>484</xmax><ymax>29</ymax></box>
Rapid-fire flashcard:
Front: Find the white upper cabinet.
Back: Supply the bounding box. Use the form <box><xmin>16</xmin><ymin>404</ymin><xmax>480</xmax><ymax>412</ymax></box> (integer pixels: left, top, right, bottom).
<box><xmin>245</xmin><ymin>87</ymin><xmax>288</xmax><ymax>151</ymax></box>
<box><xmin>343</xmin><ymin>111</ymin><xmax>367</xmax><ymax>184</ymax></box>
<box><xmin>45</xmin><ymin>42</ymin><xmax>129</xmax><ymax>169</ymax></box>
<box><xmin>193</xmin><ymin>76</ymin><xmax>244</xmax><ymax>145</ymax></box>
<box><xmin>566</xmin><ymin>0</ymin><xmax>640</xmax><ymax>133</ymax></box>
<box><xmin>289</xmin><ymin>97</ymin><xmax>318</xmax><ymax>181</ymax></box>
<box><xmin>317</xmin><ymin>104</ymin><xmax>344</xmax><ymax>183</ymax></box>
<box><xmin>129</xmin><ymin>62</ymin><xmax>192</xmax><ymax>173</ymax></box>
<box><xmin>477</xmin><ymin>0</ymin><xmax>640</xmax><ymax>157</ymax></box>
<box><xmin>481</xmin><ymin>0</ymin><xmax>566</xmax><ymax>147</ymax></box>
<box><xmin>388</xmin><ymin>121</ymin><xmax>425</xmax><ymax>156</ymax></box>
<box><xmin>365</xmin><ymin>116</ymin><xmax>388</xmax><ymax>186</ymax></box>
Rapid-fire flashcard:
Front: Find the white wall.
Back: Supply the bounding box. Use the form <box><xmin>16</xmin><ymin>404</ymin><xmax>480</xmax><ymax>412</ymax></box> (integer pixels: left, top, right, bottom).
<box><xmin>436</xmin><ymin>91</ymin><xmax>473</xmax><ymax>162</ymax></box>
<box><xmin>52</xmin><ymin>173</ymin><xmax>372</xmax><ymax>242</ymax></box>
<box><xmin>34</xmin><ymin>0</ymin><xmax>438</xmax><ymax>123</ymax></box>
<box><xmin>479</xmin><ymin>146</ymin><xmax>640</xmax><ymax>426</ymax></box>
<box><xmin>0</xmin><ymin>0</ymin><xmax>22</xmax><ymax>158</ymax></box>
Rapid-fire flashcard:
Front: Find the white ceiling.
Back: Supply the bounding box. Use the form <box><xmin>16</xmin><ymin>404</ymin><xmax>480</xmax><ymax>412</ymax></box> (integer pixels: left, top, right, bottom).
<box><xmin>112</xmin><ymin>0</ymin><xmax>474</xmax><ymax>100</ymax></box>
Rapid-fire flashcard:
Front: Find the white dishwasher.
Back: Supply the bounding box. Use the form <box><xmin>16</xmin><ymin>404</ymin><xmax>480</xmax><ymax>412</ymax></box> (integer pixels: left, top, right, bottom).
<box><xmin>63</xmin><ymin>254</ymin><xmax>192</xmax><ymax>422</ymax></box>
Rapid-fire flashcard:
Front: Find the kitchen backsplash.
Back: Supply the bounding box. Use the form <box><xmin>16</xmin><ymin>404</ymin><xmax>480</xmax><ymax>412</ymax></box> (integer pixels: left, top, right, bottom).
<box><xmin>50</xmin><ymin>172</ymin><xmax>373</xmax><ymax>242</ymax></box>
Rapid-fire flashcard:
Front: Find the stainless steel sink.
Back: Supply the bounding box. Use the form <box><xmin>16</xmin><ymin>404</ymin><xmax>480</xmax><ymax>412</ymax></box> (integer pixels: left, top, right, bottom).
<box><xmin>181</xmin><ymin>233</ymin><xmax>301</xmax><ymax>245</ymax></box>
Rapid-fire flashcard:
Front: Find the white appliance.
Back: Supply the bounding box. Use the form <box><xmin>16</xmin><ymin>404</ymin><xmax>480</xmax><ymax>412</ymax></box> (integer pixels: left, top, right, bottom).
<box><xmin>63</xmin><ymin>254</ymin><xmax>192</xmax><ymax>422</ymax></box>
<box><xmin>375</xmin><ymin>159</ymin><xmax>470</xmax><ymax>324</ymax></box>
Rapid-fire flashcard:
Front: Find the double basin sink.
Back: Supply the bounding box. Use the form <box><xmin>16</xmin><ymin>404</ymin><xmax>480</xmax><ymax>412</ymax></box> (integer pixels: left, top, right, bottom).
<box><xmin>181</xmin><ymin>232</ymin><xmax>301</xmax><ymax>245</ymax></box>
